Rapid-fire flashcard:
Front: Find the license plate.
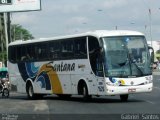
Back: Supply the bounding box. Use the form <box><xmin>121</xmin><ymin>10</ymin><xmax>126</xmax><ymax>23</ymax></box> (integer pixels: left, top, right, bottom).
<box><xmin>128</xmin><ymin>88</ymin><xmax>136</xmax><ymax>93</ymax></box>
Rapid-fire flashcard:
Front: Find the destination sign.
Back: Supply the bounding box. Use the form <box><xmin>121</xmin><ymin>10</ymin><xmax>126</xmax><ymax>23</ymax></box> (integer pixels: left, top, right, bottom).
<box><xmin>0</xmin><ymin>0</ymin><xmax>41</xmax><ymax>12</ymax></box>
<box><xmin>0</xmin><ymin>0</ymin><xmax>12</xmax><ymax>5</ymax></box>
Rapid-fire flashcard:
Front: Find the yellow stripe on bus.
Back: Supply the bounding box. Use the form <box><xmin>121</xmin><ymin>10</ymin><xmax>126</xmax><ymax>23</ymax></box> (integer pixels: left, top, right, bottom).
<box><xmin>38</xmin><ymin>63</ymin><xmax>63</xmax><ymax>94</ymax></box>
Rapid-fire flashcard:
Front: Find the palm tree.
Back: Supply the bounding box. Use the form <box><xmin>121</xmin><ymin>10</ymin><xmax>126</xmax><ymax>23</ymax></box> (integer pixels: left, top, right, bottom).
<box><xmin>11</xmin><ymin>24</ymin><xmax>34</xmax><ymax>41</ymax></box>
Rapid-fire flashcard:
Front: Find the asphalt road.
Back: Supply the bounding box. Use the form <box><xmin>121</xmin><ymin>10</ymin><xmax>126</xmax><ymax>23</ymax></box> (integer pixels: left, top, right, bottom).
<box><xmin>0</xmin><ymin>73</ymin><xmax>160</xmax><ymax>120</ymax></box>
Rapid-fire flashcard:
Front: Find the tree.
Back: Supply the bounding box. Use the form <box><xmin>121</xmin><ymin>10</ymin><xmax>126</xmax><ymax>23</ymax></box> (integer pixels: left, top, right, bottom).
<box><xmin>0</xmin><ymin>51</ymin><xmax>7</xmax><ymax>63</ymax></box>
<box><xmin>0</xmin><ymin>24</ymin><xmax>34</xmax><ymax>67</ymax></box>
<box><xmin>155</xmin><ymin>50</ymin><xmax>160</xmax><ymax>62</ymax></box>
<box><xmin>11</xmin><ymin>24</ymin><xmax>34</xmax><ymax>41</ymax></box>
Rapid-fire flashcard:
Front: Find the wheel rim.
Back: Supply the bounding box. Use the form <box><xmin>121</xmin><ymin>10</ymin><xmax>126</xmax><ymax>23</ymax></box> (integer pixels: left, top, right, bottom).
<box><xmin>83</xmin><ymin>86</ymin><xmax>86</xmax><ymax>97</ymax></box>
<box><xmin>29</xmin><ymin>86</ymin><xmax>33</xmax><ymax>97</ymax></box>
<box><xmin>3</xmin><ymin>89</ymin><xmax>9</xmax><ymax>97</ymax></box>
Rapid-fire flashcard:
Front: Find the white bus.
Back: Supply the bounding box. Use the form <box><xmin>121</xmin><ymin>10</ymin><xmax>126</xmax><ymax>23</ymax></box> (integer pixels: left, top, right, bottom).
<box><xmin>8</xmin><ymin>30</ymin><xmax>154</xmax><ymax>101</ymax></box>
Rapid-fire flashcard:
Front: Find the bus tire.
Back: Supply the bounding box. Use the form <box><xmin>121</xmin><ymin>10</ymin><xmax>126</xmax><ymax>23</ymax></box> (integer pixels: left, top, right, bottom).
<box><xmin>35</xmin><ymin>94</ymin><xmax>44</xmax><ymax>99</ymax></box>
<box><xmin>26</xmin><ymin>83</ymin><xmax>35</xmax><ymax>99</ymax></box>
<box><xmin>2</xmin><ymin>88</ymin><xmax>9</xmax><ymax>98</ymax></box>
<box><xmin>82</xmin><ymin>83</ymin><xmax>92</xmax><ymax>101</ymax></box>
<box><xmin>57</xmin><ymin>94</ymin><xmax>71</xmax><ymax>99</ymax></box>
<box><xmin>120</xmin><ymin>94</ymin><xmax>128</xmax><ymax>102</ymax></box>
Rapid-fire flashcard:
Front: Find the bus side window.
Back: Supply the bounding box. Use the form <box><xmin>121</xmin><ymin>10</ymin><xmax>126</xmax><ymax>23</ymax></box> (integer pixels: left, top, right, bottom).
<box><xmin>88</xmin><ymin>36</ymin><xmax>103</xmax><ymax>76</ymax></box>
<box><xmin>26</xmin><ymin>45</ymin><xmax>34</xmax><ymax>61</ymax></box>
<box><xmin>21</xmin><ymin>45</ymin><xmax>30</xmax><ymax>61</ymax></box>
<box><xmin>36</xmin><ymin>43</ymin><xmax>48</xmax><ymax>61</ymax></box>
<box><xmin>61</xmin><ymin>39</ymin><xmax>74</xmax><ymax>59</ymax></box>
<box><xmin>8</xmin><ymin>46</ymin><xmax>16</xmax><ymax>63</ymax></box>
<box><xmin>49</xmin><ymin>41</ymin><xmax>61</xmax><ymax>60</ymax></box>
<box><xmin>74</xmin><ymin>37</ymin><xmax>87</xmax><ymax>59</ymax></box>
<box><xmin>16</xmin><ymin>46</ymin><xmax>22</xmax><ymax>62</ymax></box>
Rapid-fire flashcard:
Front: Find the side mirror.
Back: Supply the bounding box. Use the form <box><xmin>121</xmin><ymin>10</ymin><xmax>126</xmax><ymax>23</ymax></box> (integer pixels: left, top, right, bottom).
<box><xmin>148</xmin><ymin>46</ymin><xmax>154</xmax><ymax>63</ymax></box>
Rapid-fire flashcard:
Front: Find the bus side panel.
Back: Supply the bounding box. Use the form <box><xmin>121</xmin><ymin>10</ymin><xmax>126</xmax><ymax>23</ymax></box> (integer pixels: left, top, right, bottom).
<box><xmin>32</xmin><ymin>62</ymin><xmax>62</xmax><ymax>94</ymax></box>
<box><xmin>71</xmin><ymin>75</ymin><xmax>99</xmax><ymax>95</ymax></box>
<box><xmin>8</xmin><ymin>62</ymin><xmax>26</xmax><ymax>93</ymax></box>
<box><xmin>87</xmin><ymin>75</ymin><xmax>98</xmax><ymax>95</ymax></box>
<box><xmin>57</xmin><ymin>74</ymin><xmax>72</xmax><ymax>94</ymax></box>
<box><xmin>70</xmin><ymin>59</ymin><xmax>99</xmax><ymax>95</ymax></box>
<box><xmin>70</xmin><ymin>74</ymin><xmax>80</xmax><ymax>94</ymax></box>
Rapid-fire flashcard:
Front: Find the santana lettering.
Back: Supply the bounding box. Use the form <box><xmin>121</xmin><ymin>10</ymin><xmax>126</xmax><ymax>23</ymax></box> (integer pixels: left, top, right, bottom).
<box><xmin>52</xmin><ymin>62</ymin><xmax>75</xmax><ymax>72</ymax></box>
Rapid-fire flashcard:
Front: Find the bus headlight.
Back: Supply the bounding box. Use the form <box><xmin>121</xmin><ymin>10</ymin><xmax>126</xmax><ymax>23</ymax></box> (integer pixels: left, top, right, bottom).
<box><xmin>145</xmin><ymin>76</ymin><xmax>152</xmax><ymax>80</ymax></box>
<box><xmin>106</xmin><ymin>82</ymin><xmax>117</xmax><ymax>86</ymax></box>
<box><xmin>145</xmin><ymin>76</ymin><xmax>152</xmax><ymax>83</ymax></box>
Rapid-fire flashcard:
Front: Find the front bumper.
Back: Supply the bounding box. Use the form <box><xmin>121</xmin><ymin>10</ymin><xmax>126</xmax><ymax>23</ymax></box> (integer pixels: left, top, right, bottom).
<box><xmin>106</xmin><ymin>83</ymin><xmax>153</xmax><ymax>95</ymax></box>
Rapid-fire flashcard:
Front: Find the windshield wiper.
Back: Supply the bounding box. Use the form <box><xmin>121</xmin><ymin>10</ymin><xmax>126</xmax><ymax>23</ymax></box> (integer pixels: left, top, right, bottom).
<box><xmin>118</xmin><ymin>61</ymin><xmax>128</xmax><ymax>67</ymax></box>
<box><xmin>128</xmin><ymin>54</ymin><xmax>144</xmax><ymax>76</ymax></box>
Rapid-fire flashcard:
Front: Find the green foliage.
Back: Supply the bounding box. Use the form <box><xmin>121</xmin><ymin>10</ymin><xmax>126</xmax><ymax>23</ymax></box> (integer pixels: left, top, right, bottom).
<box><xmin>11</xmin><ymin>24</ymin><xmax>34</xmax><ymax>41</ymax></box>
<box><xmin>156</xmin><ymin>50</ymin><xmax>160</xmax><ymax>54</ymax></box>
<box><xmin>0</xmin><ymin>51</ymin><xmax>7</xmax><ymax>62</ymax></box>
<box><xmin>155</xmin><ymin>50</ymin><xmax>160</xmax><ymax>61</ymax></box>
<box><xmin>0</xmin><ymin>24</ymin><xmax>34</xmax><ymax>65</ymax></box>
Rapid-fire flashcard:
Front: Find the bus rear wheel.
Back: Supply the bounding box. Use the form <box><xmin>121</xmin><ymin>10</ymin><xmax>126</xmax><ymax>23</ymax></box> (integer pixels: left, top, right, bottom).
<box><xmin>120</xmin><ymin>94</ymin><xmax>128</xmax><ymax>102</ymax></box>
<box><xmin>2</xmin><ymin>88</ymin><xmax>9</xmax><ymax>98</ymax></box>
<box><xmin>26</xmin><ymin>83</ymin><xmax>44</xmax><ymax>99</ymax></box>
<box><xmin>26</xmin><ymin>83</ymin><xmax>35</xmax><ymax>99</ymax></box>
<box><xmin>57</xmin><ymin>94</ymin><xmax>71</xmax><ymax>99</ymax></box>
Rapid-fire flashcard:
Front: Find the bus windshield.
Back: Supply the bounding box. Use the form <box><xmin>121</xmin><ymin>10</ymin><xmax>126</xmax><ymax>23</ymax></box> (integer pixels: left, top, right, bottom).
<box><xmin>102</xmin><ymin>36</ymin><xmax>152</xmax><ymax>77</ymax></box>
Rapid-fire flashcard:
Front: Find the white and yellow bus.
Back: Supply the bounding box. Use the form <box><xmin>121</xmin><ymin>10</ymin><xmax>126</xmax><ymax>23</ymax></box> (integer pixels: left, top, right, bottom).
<box><xmin>8</xmin><ymin>30</ymin><xmax>154</xmax><ymax>101</ymax></box>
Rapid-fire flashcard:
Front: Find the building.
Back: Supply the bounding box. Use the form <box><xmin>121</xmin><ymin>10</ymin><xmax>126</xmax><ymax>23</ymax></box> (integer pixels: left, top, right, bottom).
<box><xmin>147</xmin><ymin>40</ymin><xmax>160</xmax><ymax>65</ymax></box>
<box><xmin>147</xmin><ymin>40</ymin><xmax>160</xmax><ymax>52</ymax></box>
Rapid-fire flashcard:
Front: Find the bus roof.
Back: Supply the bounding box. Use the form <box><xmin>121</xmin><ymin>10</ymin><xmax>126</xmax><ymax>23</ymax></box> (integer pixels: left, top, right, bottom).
<box><xmin>8</xmin><ymin>30</ymin><xmax>144</xmax><ymax>46</ymax></box>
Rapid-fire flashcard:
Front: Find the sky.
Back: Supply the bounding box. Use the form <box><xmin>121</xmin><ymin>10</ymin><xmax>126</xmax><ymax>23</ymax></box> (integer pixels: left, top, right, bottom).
<box><xmin>11</xmin><ymin>0</ymin><xmax>160</xmax><ymax>41</ymax></box>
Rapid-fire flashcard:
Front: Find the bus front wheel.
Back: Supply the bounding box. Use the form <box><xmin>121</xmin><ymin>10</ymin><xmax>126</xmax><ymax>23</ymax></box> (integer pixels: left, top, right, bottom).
<box><xmin>82</xmin><ymin>83</ymin><xmax>92</xmax><ymax>101</ymax></box>
<box><xmin>120</xmin><ymin>94</ymin><xmax>128</xmax><ymax>102</ymax></box>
